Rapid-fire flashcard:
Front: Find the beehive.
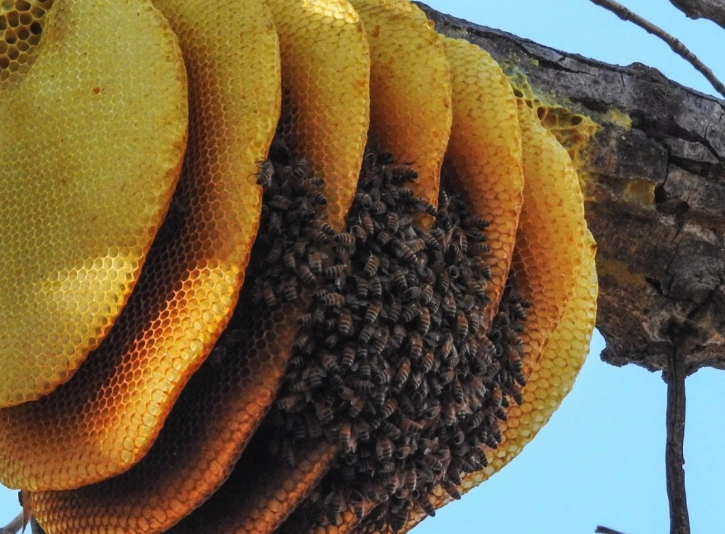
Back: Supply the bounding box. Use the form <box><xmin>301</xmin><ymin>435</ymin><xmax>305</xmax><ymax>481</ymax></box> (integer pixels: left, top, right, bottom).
<box><xmin>0</xmin><ymin>1</ymin><xmax>598</xmax><ymax>533</ymax></box>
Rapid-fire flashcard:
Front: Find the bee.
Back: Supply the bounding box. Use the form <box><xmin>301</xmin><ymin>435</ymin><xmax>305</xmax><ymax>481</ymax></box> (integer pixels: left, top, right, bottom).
<box><xmin>418</xmin><ymin>495</ymin><xmax>436</xmax><ymax>518</ymax></box>
<box><xmin>379</xmin><ymin>398</ymin><xmax>397</xmax><ymax>418</ymax></box>
<box><xmin>325</xmin><ymin>490</ymin><xmax>344</xmax><ymax>526</ymax></box>
<box><xmin>404</xmin><ymin>286</ymin><xmax>420</xmax><ymax>301</ymax></box>
<box><xmin>452</xmin><ymin>379</ymin><xmax>465</xmax><ymax>404</ymax></box>
<box><xmin>346</xmin><ymin>489</ymin><xmax>366</xmax><ymax>519</ymax></box>
<box><xmin>401</xmin><ymin>303</ymin><xmax>419</xmax><ymax>323</ymax></box>
<box><xmin>297</xmin><ymin>313</ymin><xmax>315</xmax><ymax>327</ymax></box>
<box><xmin>305</xmin><ymin>365</ymin><xmax>325</xmax><ymax>387</ymax></box>
<box><xmin>369</xmin><ymin>276</ymin><xmax>382</xmax><ymax>299</ymax></box>
<box><xmin>385</xmin><ymin>299</ymin><xmax>401</xmax><ymax>323</ymax></box>
<box><xmin>428</xmin><ymin>376</ymin><xmax>442</xmax><ymax>396</ymax></box>
<box><xmin>336</xmin><ymin>384</ymin><xmax>356</xmax><ymax>402</ymax></box>
<box><xmin>348</xmin><ymin>396</ymin><xmax>366</xmax><ymax>418</ymax></box>
<box><xmin>338</xmin><ymin>422</ymin><xmax>355</xmax><ymax>452</ymax></box>
<box><xmin>355</xmin><ymin>277</ymin><xmax>369</xmax><ymax>299</ymax></box>
<box><xmin>324</xmin><ymin>332</ymin><xmax>340</xmax><ymax>349</ymax></box>
<box><xmin>292</xmin><ymin>158</ymin><xmax>309</xmax><ymax>180</ymax></box>
<box><xmin>341</xmin><ymin>345</ymin><xmax>355</xmax><ymax>368</ymax></box>
<box><xmin>308</xmin><ymin>190</ymin><xmax>327</xmax><ymax>205</ymax></box>
<box><xmin>314</xmin><ymin>400</ymin><xmax>334</xmax><ymax>424</ymax></box>
<box><xmin>375</xmin><ymin>437</ymin><xmax>393</xmax><ymax>461</ymax></box>
<box><xmin>297</xmin><ymin>264</ymin><xmax>316</xmax><ymax>287</ymax></box>
<box><xmin>358</xmin><ymin>192</ymin><xmax>373</xmax><ymax>210</ymax></box>
<box><xmin>288</xmin><ymin>379</ymin><xmax>308</xmax><ymax>393</ymax></box>
<box><xmin>371</xmin><ymin>328</ymin><xmax>389</xmax><ymax>355</ymax></box>
<box><xmin>281</xmin><ymin>282</ymin><xmax>297</xmax><ymax>302</ymax></box>
<box><xmin>364</xmin><ymin>302</ymin><xmax>382</xmax><ymax>325</ymax></box>
<box><xmin>388</xmin><ymin>506</ymin><xmax>409</xmax><ymax>533</ymax></box>
<box><xmin>441</xmin><ymin>294</ymin><xmax>457</xmax><ymax>319</ymax></box>
<box><xmin>337</xmin><ymin>309</ymin><xmax>353</xmax><ymax>336</ymax></box>
<box><xmin>361</xmin><ymin>212</ymin><xmax>376</xmax><ymax>235</ymax></box>
<box><xmin>391</xmin><ymin>269</ymin><xmax>407</xmax><ymax>292</ymax></box>
<box><xmin>465</xmin><ymin>213</ymin><xmax>489</xmax><ymax>229</ymax></box>
<box><xmin>334</xmin><ymin>232</ymin><xmax>356</xmax><ymax>246</ymax></box>
<box><xmin>359</xmin><ymin>324</ymin><xmax>376</xmax><ymax>344</ymax></box>
<box><xmin>390</xmin><ymin>324</ymin><xmax>406</xmax><ymax>348</ymax></box>
<box><xmin>350</xmin><ymin>224</ymin><xmax>367</xmax><ymax>240</ymax></box>
<box><xmin>307</xmin><ymin>252</ymin><xmax>322</xmax><ymax>274</ymax></box>
<box><xmin>265</xmin><ymin>240</ymin><xmax>283</xmax><ymax>264</ymax></box>
<box><xmin>306</xmin><ymin>175</ymin><xmax>326</xmax><ymax>187</ymax></box>
<box><xmin>323</xmin><ymin>264</ymin><xmax>347</xmax><ymax>279</ymax></box>
<box><xmin>320</xmin><ymin>292</ymin><xmax>345</xmax><ymax>308</ymax></box>
<box><xmin>357</xmin><ymin>354</ymin><xmax>371</xmax><ymax>376</ymax></box>
<box><xmin>308</xmin><ymin>227</ymin><xmax>330</xmax><ymax>245</ymax></box>
<box><xmin>256</xmin><ymin>160</ymin><xmax>275</xmax><ymax>187</ymax></box>
<box><xmin>419</xmin><ymin>283</ymin><xmax>434</xmax><ymax>305</ymax></box>
<box><xmin>416</xmin><ymin>306</ymin><xmax>431</xmax><ymax>336</ymax></box>
<box><xmin>408</xmin><ymin>332</ymin><xmax>423</xmax><ymax>360</ymax></box>
<box><xmin>353</xmin><ymin>419</ymin><xmax>371</xmax><ymax>442</ymax></box>
<box><xmin>277</xmin><ymin>393</ymin><xmax>305</xmax><ymax>412</ymax></box>
<box><xmin>363</xmin><ymin>255</ymin><xmax>380</xmax><ymax>277</ymax></box>
<box><xmin>321</xmin><ymin>352</ymin><xmax>339</xmax><ymax>373</ymax></box>
<box><xmin>437</xmin><ymin>270</ymin><xmax>451</xmax><ymax>294</ymax></box>
<box><xmin>262</xmin><ymin>281</ymin><xmax>278</xmax><ymax>309</ymax></box>
<box><xmin>371</xmin><ymin>386</ymin><xmax>387</xmax><ymax>406</ymax></box>
<box><xmin>376</xmin><ymin>230</ymin><xmax>392</xmax><ymax>246</ymax></box>
<box><xmin>409</xmin><ymin>372</ymin><xmax>424</xmax><ymax>392</ymax></box>
<box><xmin>395</xmin><ymin>241</ymin><xmax>416</xmax><ymax>263</ymax></box>
<box><xmin>386</xmin><ymin>212</ymin><xmax>400</xmax><ymax>233</ymax></box>
<box><xmin>443</xmin><ymin>403</ymin><xmax>457</xmax><ymax>426</ymax></box>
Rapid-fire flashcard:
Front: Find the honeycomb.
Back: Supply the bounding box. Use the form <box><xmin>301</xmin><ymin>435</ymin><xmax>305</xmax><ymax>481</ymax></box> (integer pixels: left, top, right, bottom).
<box><xmin>441</xmin><ymin>37</ymin><xmax>524</xmax><ymax>326</ymax></box>
<box><xmin>264</xmin><ymin>0</ymin><xmax>370</xmax><ymax>231</ymax></box>
<box><xmin>0</xmin><ymin>0</ymin><xmax>187</xmax><ymax>407</ymax></box>
<box><xmin>3</xmin><ymin>2</ymin><xmax>600</xmax><ymax>533</ymax></box>
<box><xmin>0</xmin><ymin>0</ymin><xmax>280</xmax><ymax>491</ymax></box>
<box><xmin>0</xmin><ymin>0</ymin><xmax>53</xmax><ymax>84</ymax></box>
<box><xmin>349</xmin><ymin>0</ymin><xmax>452</xmax><ymax>212</ymax></box>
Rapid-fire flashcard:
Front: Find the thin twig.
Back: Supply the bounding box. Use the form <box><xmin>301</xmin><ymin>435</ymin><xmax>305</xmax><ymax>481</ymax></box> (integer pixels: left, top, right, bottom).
<box><xmin>595</xmin><ymin>526</ymin><xmax>630</xmax><ymax>534</ymax></box>
<box><xmin>665</xmin><ymin>340</ymin><xmax>690</xmax><ymax>534</ymax></box>
<box><xmin>0</xmin><ymin>512</ymin><xmax>24</xmax><ymax>534</ymax></box>
<box><xmin>587</xmin><ymin>0</ymin><xmax>725</xmax><ymax>98</ymax></box>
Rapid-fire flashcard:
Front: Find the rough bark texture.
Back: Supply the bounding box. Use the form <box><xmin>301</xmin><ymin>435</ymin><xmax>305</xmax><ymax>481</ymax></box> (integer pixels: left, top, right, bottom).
<box><xmin>418</xmin><ymin>3</ymin><xmax>725</xmax><ymax>374</ymax></box>
<box><xmin>668</xmin><ymin>0</ymin><xmax>725</xmax><ymax>31</ymax></box>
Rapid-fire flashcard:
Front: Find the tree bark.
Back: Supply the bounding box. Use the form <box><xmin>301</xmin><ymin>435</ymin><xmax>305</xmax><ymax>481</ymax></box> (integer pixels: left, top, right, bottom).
<box><xmin>418</xmin><ymin>2</ymin><xmax>725</xmax><ymax>374</ymax></box>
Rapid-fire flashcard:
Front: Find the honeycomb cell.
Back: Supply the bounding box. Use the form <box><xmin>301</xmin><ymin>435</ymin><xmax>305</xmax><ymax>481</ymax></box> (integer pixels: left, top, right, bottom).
<box><xmin>0</xmin><ymin>0</ymin><xmax>53</xmax><ymax>84</ymax></box>
<box><xmin>0</xmin><ymin>0</ymin><xmax>187</xmax><ymax>407</ymax></box>
<box><xmin>264</xmin><ymin>0</ymin><xmax>370</xmax><ymax>231</ymax></box>
<box><xmin>441</xmin><ymin>36</ymin><xmax>523</xmax><ymax>326</ymax></box>
<box><xmin>0</xmin><ymin>0</ymin><xmax>280</xmax><ymax>491</ymax></box>
<box><xmin>166</xmin><ymin>432</ymin><xmax>336</xmax><ymax>534</ymax></box>
<box><xmin>349</xmin><ymin>0</ymin><xmax>452</xmax><ymax>212</ymax></box>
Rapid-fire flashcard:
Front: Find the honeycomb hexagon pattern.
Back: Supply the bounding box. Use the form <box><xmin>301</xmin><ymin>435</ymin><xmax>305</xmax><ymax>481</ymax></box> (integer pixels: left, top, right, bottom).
<box><xmin>0</xmin><ymin>0</ymin><xmax>187</xmax><ymax>407</ymax></box>
<box><xmin>441</xmin><ymin>36</ymin><xmax>524</xmax><ymax>326</ymax></box>
<box><xmin>349</xmin><ymin>0</ymin><xmax>452</xmax><ymax>213</ymax></box>
<box><xmin>0</xmin><ymin>0</ymin><xmax>280</xmax><ymax>491</ymax></box>
<box><xmin>264</xmin><ymin>0</ymin><xmax>370</xmax><ymax>231</ymax></box>
<box><xmin>2</xmin><ymin>2</ymin><xmax>600</xmax><ymax>533</ymax></box>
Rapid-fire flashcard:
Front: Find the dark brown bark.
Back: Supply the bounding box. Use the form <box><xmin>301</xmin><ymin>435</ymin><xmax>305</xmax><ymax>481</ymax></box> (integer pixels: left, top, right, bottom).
<box><xmin>418</xmin><ymin>2</ymin><xmax>725</xmax><ymax>374</ymax></box>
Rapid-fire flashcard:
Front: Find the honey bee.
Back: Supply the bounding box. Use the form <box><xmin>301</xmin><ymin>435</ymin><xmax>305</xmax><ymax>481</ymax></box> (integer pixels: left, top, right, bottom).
<box><xmin>443</xmin><ymin>403</ymin><xmax>457</xmax><ymax>426</ymax></box>
<box><xmin>338</xmin><ymin>422</ymin><xmax>355</xmax><ymax>452</ymax></box>
<box><xmin>379</xmin><ymin>398</ymin><xmax>397</xmax><ymax>418</ymax></box>
<box><xmin>452</xmin><ymin>379</ymin><xmax>465</xmax><ymax>404</ymax></box>
<box><xmin>337</xmin><ymin>309</ymin><xmax>353</xmax><ymax>336</ymax></box>
<box><xmin>341</xmin><ymin>346</ymin><xmax>355</xmax><ymax>369</ymax></box>
<box><xmin>306</xmin><ymin>252</ymin><xmax>322</xmax><ymax>274</ymax></box>
<box><xmin>323</xmin><ymin>264</ymin><xmax>348</xmax><ymax>279</ymax></box>
<box><xmin>369</xmin><ymin>276</ymin><xmax>383</xmax><ymax>299</ymax></box>
<box><xmin>262</xmin><ymin>281</ymin><xmax>278</xmax><ymax>309</ymax></box>
<box><xmin>353</xmin><ymin>419</ymin><xmax>371</xmax><ymax>442</ymax></box>
<box><xmin>420</xmin><ymin>351</ymin><xmax>435</xmax><ymax>373</ymax></box>
<box><xmin>418</xmin><ymin>495</ymin><xmax>436</xmax><ymax>517</ymax></box>
<box><xmin>256</xmin><ymin>160</ymin><xmax>275</xmax><ymax>187</ymax></box>
<box><xmin>277</xmin><ymin>393</ymin><xmax>305</xmax><ymax>412</ymax></box>
<box><xmin>363</xmin><ymin>255</ymin><xmax>380</xmax><ymax>277</ymax></box>
<box><xmin>401</xmin><ymin>303</ymin><xmax>419</xmax><ymax>323</ymax></box>
<box><xmin>281</xmin><ymin>282</ymin><xmax>297</xmax><ymax>302</ymax></box>
<box><xmin>371</xmin><ymin>328</ymin><xmax>389</xmax><ymax>355</ymax></box>
<box><xmin>308</xmin><ymin>190</ymin><xmax>327</xmax><ymax>205</ymax></box>
<box><xmin>375</xmin><ymin>437</ymin><xmax>393</xmax><ymax>461</ymax></box>
<box><xmin>265</xmin><ymin>240</ymin><xmax>283</xmax><ymax>264</ymax></box>
<box><xmin>390</xmin><ymin>324</ymin><xmax>406</xmax><ymax>348</ymax></box>
<box><xmin>391</xmin><ymin>269</ymin><xmax>407</xmax><ymax>292</ymax></box>
<box><xmin>376</xmin><ymin>230</ymin><xmax>392</xmax><ymax>246</ymax></box>
<box><xmin>388</xmin><ymin>506</ymin><xmax>409</xmax><ymax>532</ymax></box>
<box><xmin>359</xmin><ymin>324</ymin><xmax>376</xmax><ymax>344</ymax></box>
<box><xmin>320</xmin><ymin>292</ymin><xmax>345</xmax><ymax>308</ymax></box>
<box><xmin>296</xmin><ymin>264</ymin><xmax>316</xmax><ymax>287</ymax></box>
<box><xmin>348</xmin><ymin>396</ymin><xmax>366</xmax><ymax>418</ymax></box>
<box><xmin>334</xmin><ymin>232</ymin><xmax>356</xmax><ymax>247</ymax></box>
<box><xmin>336</xmin><ymin>384</ymin><xmax>356</xmax><ymax>402</ymax></box>
<box><xmin>325</xmin><ymin>490</ymin><xmax>344</xmax><ymax>526</ymax></box>
<box><xmin>320</xmin><ymin>352</ymin><xmax>339</xmax><ymax>373</ymax></box>
<box><xmin>292</xmin><ymin>158</ymin><xmax>310</xmax><ymax>180</ymax></box>
<box><xmin>314</xmin><ymin>400</ymin><xmax>334</xmax><ymax>424</ymax></box>
<box><xmin>364</xmin><ymin>302</ymin><xmax>382</xmax><ymax>325</ymax></box>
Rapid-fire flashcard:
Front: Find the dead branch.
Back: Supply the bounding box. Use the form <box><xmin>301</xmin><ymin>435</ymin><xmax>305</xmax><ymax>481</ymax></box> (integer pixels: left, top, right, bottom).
<box><xmin>0</xmin><ymin>512</ymin><xmax>23</xmax><ymax>534</ymax></box>
<box><xmin>668</xmin><ymin>0</ymin><xmax>725</xmax><ymax>32</ymax></box>
<box><xmin>595</xmin><ymin>526</ymin><xmax>630</xmax><ymax>534</ymax></box>
<box><xmin>665</xmin><ymin>337</ymin><xmax>691</xmax><ymax>534</ymax></box>
<box><xmin>587</xmin><ymin>0</ymin><xmax>725</xmax><ymax>98</ymax></box>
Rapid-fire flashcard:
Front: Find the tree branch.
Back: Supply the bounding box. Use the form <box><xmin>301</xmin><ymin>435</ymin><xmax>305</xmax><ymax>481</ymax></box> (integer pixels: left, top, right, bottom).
<box><xmin>595</xmin><ymin>526</ymin><xmax>630</xmax><ymax>534</ymax></box>
<box><xmin>0</xmin><ymin>512</ymin><xmax>24</xmax><ymax>534</ymax></box>
<box><xmin>668</xmin><ymin>0</ymin><xmax>725</xmax><ymax>32</ymax></box>
<box><xmin>587</xmin><ymin>0</ymin><xmax>725</xmax><ymax>98</ymax></box>
<box><xmin>665</xmin><ymin>339</ymin><xmax>690</xmax><ymax>534</ymax></box>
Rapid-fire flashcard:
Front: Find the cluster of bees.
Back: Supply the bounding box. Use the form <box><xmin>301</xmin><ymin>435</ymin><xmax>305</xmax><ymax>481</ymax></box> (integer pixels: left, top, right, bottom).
<box><xmin>241</xmin><ymin>138</ymin><xmax>530</xmax><ymax>532</ymax></box>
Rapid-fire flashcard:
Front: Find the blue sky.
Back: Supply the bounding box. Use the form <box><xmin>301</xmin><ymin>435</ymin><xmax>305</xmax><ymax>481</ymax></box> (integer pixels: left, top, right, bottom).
<box><xmin>1</xmin><ymin>1</ymin><xmax>724</xmax><ymax>533</ymax></box>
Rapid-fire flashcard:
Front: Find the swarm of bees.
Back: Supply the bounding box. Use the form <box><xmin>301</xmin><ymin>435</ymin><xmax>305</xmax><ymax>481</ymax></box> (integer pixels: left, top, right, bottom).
<box><xmin>237</xmin><ymin>140</ymin><xmax>530</xmax><ymax>532</ymax></box>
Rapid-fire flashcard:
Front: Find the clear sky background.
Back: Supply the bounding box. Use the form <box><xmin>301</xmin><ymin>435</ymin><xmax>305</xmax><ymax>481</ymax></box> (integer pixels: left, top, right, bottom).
<box><xmin>1</xmin><ymin>1</ymin><xmax>724</xmax><ymax>533</ymax></box>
